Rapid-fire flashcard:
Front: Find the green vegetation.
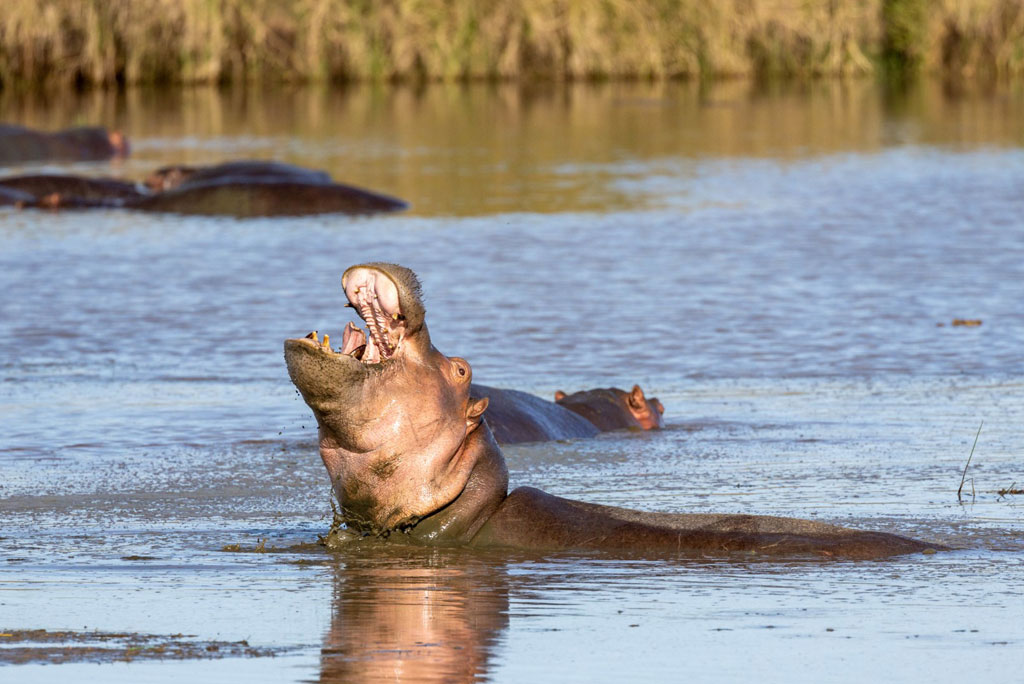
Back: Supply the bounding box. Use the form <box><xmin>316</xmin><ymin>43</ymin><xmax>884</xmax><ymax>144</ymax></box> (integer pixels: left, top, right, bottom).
<box><xmin>2</xmin><ymin>0</ymin><xmax>1024</xmax><ymax>88</ymax></box>
<box><xmin>882</xmin><ymin>0</ymin><xmax>930</xmax><ymax>71</ymax></box>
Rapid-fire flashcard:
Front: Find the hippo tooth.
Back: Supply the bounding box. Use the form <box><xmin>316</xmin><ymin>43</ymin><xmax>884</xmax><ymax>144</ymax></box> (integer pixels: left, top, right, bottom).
<box><xmin>322</xmin><ymin>333</ymin><xmax>331</xmax><ymax>351</ymax></box>
<box><xmin>306</xmin><ymin>330</ymin><xmax>319</xmax><ymax>343</ymax></box>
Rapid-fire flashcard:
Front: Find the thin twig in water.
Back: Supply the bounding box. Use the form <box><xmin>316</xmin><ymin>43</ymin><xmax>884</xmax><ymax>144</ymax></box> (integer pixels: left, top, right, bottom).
<box><xmin>998</xmin><ymin>482</ymin><xmax>1023</xmax><ymax>498</ymax></box>
<box><xmin>957</xmin><ymin>421</ymin><xmax>983</xmax><ymax>503</ymax></box>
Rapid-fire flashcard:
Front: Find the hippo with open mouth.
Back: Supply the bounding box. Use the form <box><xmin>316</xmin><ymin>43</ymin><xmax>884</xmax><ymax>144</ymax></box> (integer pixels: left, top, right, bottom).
<box><xmin>284</xmin><ymin>263</ymin><xmax>943</xmax><ymax>558</ymax></box>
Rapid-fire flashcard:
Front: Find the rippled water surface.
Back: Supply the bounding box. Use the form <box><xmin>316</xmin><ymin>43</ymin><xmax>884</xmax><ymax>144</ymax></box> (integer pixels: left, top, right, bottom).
<box><xmin>2</xmin><ymin>80</ymin><xmax>1023</xmax><ymax>682</ymax></box>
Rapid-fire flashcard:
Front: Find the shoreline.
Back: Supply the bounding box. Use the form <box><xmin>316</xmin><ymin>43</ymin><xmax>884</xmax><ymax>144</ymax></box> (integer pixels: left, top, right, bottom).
<box><xmin>2</xmin><ymin>0</ymin><xmax>1023</xmax><ymax>89</ymax></box>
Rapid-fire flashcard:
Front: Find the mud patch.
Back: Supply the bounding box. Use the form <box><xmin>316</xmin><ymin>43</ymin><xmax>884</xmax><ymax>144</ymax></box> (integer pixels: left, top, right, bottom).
<box><xmin>0</xmin><ymin>629</ymin><xmax>289</xmax><ymax>665</ymax></box>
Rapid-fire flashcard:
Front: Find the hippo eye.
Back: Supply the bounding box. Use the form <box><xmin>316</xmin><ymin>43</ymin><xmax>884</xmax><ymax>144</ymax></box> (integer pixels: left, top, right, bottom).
<box><xmin>451</xmin><ymin>357</ymin><xmax>471</xmax><ymax>381</ymax></box>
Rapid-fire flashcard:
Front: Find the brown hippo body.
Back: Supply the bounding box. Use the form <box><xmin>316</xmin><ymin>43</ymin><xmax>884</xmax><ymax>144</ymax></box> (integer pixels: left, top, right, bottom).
<box><xmin>145</xmin><ymin>160</ymin><xmax>332</xmax><ymax>192</ymax></box>
<box><xmin>470</xmin><ymin>384</ymin><xmax>599</xmax><ymax>444</ymax></box>
<box><xmin>130</xmin><ymin>177</ymin><xmax>407</xmax><ymax>217</ymax></box>
<box><xmin>0</xmin><ymin>174</ymin><xmax>144</xmax><ymax>209</ymax></box>
<box><xmin>555</xmin><ymin>386</ymin><xmax>664</xmax><ymax>431</ymax></box>
<box><xmin>285</xmin><ymin>263</ymin><xmax>944</xmax><ymax>559</ymax></box>
<box><xmin>471</xmin><ymin>484</ymin><xmax>926</xmax><ymax>558</ymax></box>
<box><xmin>0</xmin><ymin>186</ymin><xmax>34</xmax><ymax>207</ymax></box>
<box><xmin>0</xmin><ymin>125</ymin><xmax>128</xmax><ymax>164</ymax></box>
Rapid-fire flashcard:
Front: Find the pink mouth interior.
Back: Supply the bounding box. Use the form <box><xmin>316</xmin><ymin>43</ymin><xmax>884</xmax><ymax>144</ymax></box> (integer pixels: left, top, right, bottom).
<box><xmin>302</xmin><ymin>267</ymin><xmax>407</xmax><ymax>364</ymax></box>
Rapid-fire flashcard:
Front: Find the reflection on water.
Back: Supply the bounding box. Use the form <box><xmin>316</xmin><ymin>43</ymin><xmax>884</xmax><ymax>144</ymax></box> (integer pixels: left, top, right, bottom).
<box><xmin>320</xmin><ymin>547</ymin><xmax>508</xmax><ymax>684</ymax></box>
<box><xmin>3</xmin><ymin>79</ymin><xmax>1024</xmax><ymax>215</ymax></box>
<box><xmin>1</xmin><ymin>80</ymin><xmax>1024</xmax><ymax>682</ymax></box>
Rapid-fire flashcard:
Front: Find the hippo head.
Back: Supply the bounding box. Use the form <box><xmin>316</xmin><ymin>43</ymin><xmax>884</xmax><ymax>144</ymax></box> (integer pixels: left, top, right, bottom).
<box><xmin>284</xmin><ymin>263</ymin><xmax>490</xmax><ymax>535</ymax></box>
<box><xmin>554</xmin><ymin>384</ymin><xmax>665</xmax><ymax>431</ymax></box>
<box><xmin>145</xmin><ymin>165</ymin><xmax>196</xmax><ymax>192</ymax></box>
<box><xmin>623</xmin><ymin>385</ymin><xmax>665</xmax><ymax>430</ymax></box>
<box><xmin>54</xmin><ymin>127</ymin><xmax>129</xmax><ymax>159</ymax></box>
<box><xmin>108</xmin><ymin>130</ymin><xmax>130</xmax><ymax>158</ymax></box>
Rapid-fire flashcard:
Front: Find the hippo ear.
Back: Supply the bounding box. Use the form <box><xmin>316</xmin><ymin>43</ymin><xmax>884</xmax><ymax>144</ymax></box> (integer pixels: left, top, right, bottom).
<box><xmin>653</xmin><ymin>398</ymin><xmax>665</xmax><ymax>415</ymax></box>
<box><xmin>554</xmin><ymin>390</ymin><xmax>566</xmax><ymax>401</ymax></box>
<box><xmin>628</xmin><ymin>385</ymin><xmax>646</xmax><ymax>409</ymax></box>
<box><xmin>466</xmin><ymin>396</ymin><xmax>489</xmax><ymax>432</ymax></box>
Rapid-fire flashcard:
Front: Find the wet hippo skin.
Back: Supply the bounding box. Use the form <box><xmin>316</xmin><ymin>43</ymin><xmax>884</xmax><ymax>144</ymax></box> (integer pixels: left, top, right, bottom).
<box><xmin>144</xmin><ymin>160</ymin><xmax>333</xmax><ymax>192</ymax></box>
<box><xmin>0</xmin><ymin>174</ymin><xmax>144</xmax><ymax>209</ymax></box>
<box><xmin>472</xmin><ymin>383</ymin><xmax>664</xmax><ymax>444</ymax></box>
<box><xmin>470</xmin><ymin>384</ymin><xmax>599</xmax><ymax>444</ymax></box>
<box><xmin>0</xmin><ymin>186</ymin><xmax>34</xmax><ymax>207</ymax></box>
<box><xmin>555</xmin><ymin>385</ymin><xmax>665</xmax><ymax>431</ymax></box>
<box><xmin>284</xmin><ymin>263</ymin><xmax>944</xmax><ymax>559</ymax></box>
<box><xmin>0</xmin><ymin>124</ymin><xmax>129</xmax><ymax>164</ymax></box>
<box><xmin>129</xmin><ymin>177</ymin><xmax>408</xmax><ymax>217</ymax></box>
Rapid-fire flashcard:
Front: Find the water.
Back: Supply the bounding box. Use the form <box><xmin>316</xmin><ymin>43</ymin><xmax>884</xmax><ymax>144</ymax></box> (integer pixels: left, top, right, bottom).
<box><xmin>1</xmin><ymin>79</ymin><xmax>1023</xmax><ymax>682</ymax></box>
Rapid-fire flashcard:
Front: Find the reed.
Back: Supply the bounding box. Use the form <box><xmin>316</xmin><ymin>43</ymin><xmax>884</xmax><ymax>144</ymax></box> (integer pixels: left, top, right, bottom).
<box><xmin>1</xmin><ymin>0</ymin><xmax>1023</xmax><ymax>88</ymax></box>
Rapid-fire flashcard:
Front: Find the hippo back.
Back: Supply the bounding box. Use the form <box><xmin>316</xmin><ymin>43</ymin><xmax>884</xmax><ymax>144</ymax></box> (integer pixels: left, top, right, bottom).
<box><xmin>471</xmin><ymin>384</ymin><xmax>599</xmax><ymax>444</ymax></box>
<box><xmin>128</xmin><ymin>178</ymin><xmax>408</xmax><ymax>217</ymax></box>
<box><xmin>0</xmin><ymin>175</ymin><xmax>143</xmax><ymax>205</ymax></box>
<box><xmin>181</xmin><ymin>161</ymin><xmax>331</xmax><ymax>189</ymax></box>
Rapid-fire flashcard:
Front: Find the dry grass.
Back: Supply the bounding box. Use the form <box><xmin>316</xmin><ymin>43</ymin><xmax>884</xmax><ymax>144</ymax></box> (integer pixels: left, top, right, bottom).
<box><xmin>1</xmin><ymin>0</ymin><xmax>1023</xmax><ymax>88</ymax></box>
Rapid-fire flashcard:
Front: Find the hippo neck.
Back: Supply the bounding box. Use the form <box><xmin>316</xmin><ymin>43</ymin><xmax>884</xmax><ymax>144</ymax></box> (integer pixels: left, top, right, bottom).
<box><xmin>405</xmin><ymin>425</ymin><xmax>509</xmax><ymax>545</ymax></box>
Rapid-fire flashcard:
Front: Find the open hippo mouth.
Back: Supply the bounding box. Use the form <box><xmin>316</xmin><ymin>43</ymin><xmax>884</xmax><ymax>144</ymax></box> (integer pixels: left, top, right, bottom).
<box><xmin>301</xmin><ymin>266</ymin><xmax>408</xmax><ymax>364</ymax></box>
<box><xmin>286</xmin><ymin>263</ymin><xmax>425</xmax><ymax>373</ymax></box>
<box><xmin>284</xmin><ymin>262</ymin><xmax>491</xmax><ymax>534</ymax></box>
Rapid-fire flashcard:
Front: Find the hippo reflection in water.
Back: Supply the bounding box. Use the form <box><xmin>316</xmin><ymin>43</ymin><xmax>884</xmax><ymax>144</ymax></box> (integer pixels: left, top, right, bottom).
<box><xmin>320</xmin><ymin>550</ymin><xmax>508</xmax><ymax>682</ymax></box>
<box><xmin>284</xmin><ymin>263</ymin><xmax>944</xmax><ymax>559</ymax></box>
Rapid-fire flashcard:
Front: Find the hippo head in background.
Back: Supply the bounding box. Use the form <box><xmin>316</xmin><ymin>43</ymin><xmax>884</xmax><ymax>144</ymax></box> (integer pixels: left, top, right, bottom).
<box><xmin>284</xmin><ymin>263</ymin><xmax>490</xmax><ymax>535</ymax></box>
<box><xmin>554</xmin><ymin>385</ymin><xmax>665</xmax><ymax>431</ymax></box>
<box><xmin>626</xmin><ymin>385</ymin><xmax>665</xmax><ymax>429</ymax></box>
<box><xmin>107</xmin><ymin>130</ymin><xmax>130</xmax><ymax>158</ymax></box>
<box><xmin>56</xmin><ymin>127</ymin><xmax>130</xmax><ymax>159</ymax></box>
<box><xmin>145</xmin><ymin>165</ymin><xmax>196</xmax><ymax>192</ymax></box>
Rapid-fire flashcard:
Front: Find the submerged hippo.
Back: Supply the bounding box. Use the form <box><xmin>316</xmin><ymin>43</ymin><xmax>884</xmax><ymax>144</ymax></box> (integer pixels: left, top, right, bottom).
<box><xmin>555</xmin><ymin>386</ymin><xmax>665</xmax><ymax>431</ymax></box>
<box><xmin>0</xmin><ymin>124</ymin><xmax>129</xmax><ymax>164</ymax></box>
<box><xmin>470</xmin><ymin>384</ymin><xmax>663</xmax><ymax>444</ymax></box>
<box><xmin>0</xmin><ymin>174</ymin><xmax>144</xmax><ymax>209</ymax></box>
<box><xmin>144</xmin><ymin>160</ymin><xmax>332</xmax><ymax>192</ymax></box>
<box><xmin>0</xmin><ymin>186</ymin><xmax>34</xmax><ymax>207</ymax></box>
<box><xmin>129</xmin><ymin>177</ymin><xmax>407</xmax><ymax>217</ymax></box>
<box><xmin>470</xmin><ymin>384</ymin><xmax>599</xmax><ymax>444</ymax></box>
<box><xmin>284</xmin><ymin>263</ymin><xmax>942</xmax><ymax>559</ymax></box>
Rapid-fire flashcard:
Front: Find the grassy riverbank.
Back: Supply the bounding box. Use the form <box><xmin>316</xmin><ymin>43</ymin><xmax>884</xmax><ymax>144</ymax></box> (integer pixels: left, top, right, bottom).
<box><xmin>2</xmin><ymin>0</ymin><xmax>1024</xmax><ymax>88</ymax></box>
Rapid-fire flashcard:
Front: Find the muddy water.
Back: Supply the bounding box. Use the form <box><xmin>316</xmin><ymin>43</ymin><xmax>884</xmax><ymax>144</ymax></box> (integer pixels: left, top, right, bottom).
<box><xmin>2</xmin><ymin>80</ymin><xmax>1023</xmax><ymax>682</ymax></box>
